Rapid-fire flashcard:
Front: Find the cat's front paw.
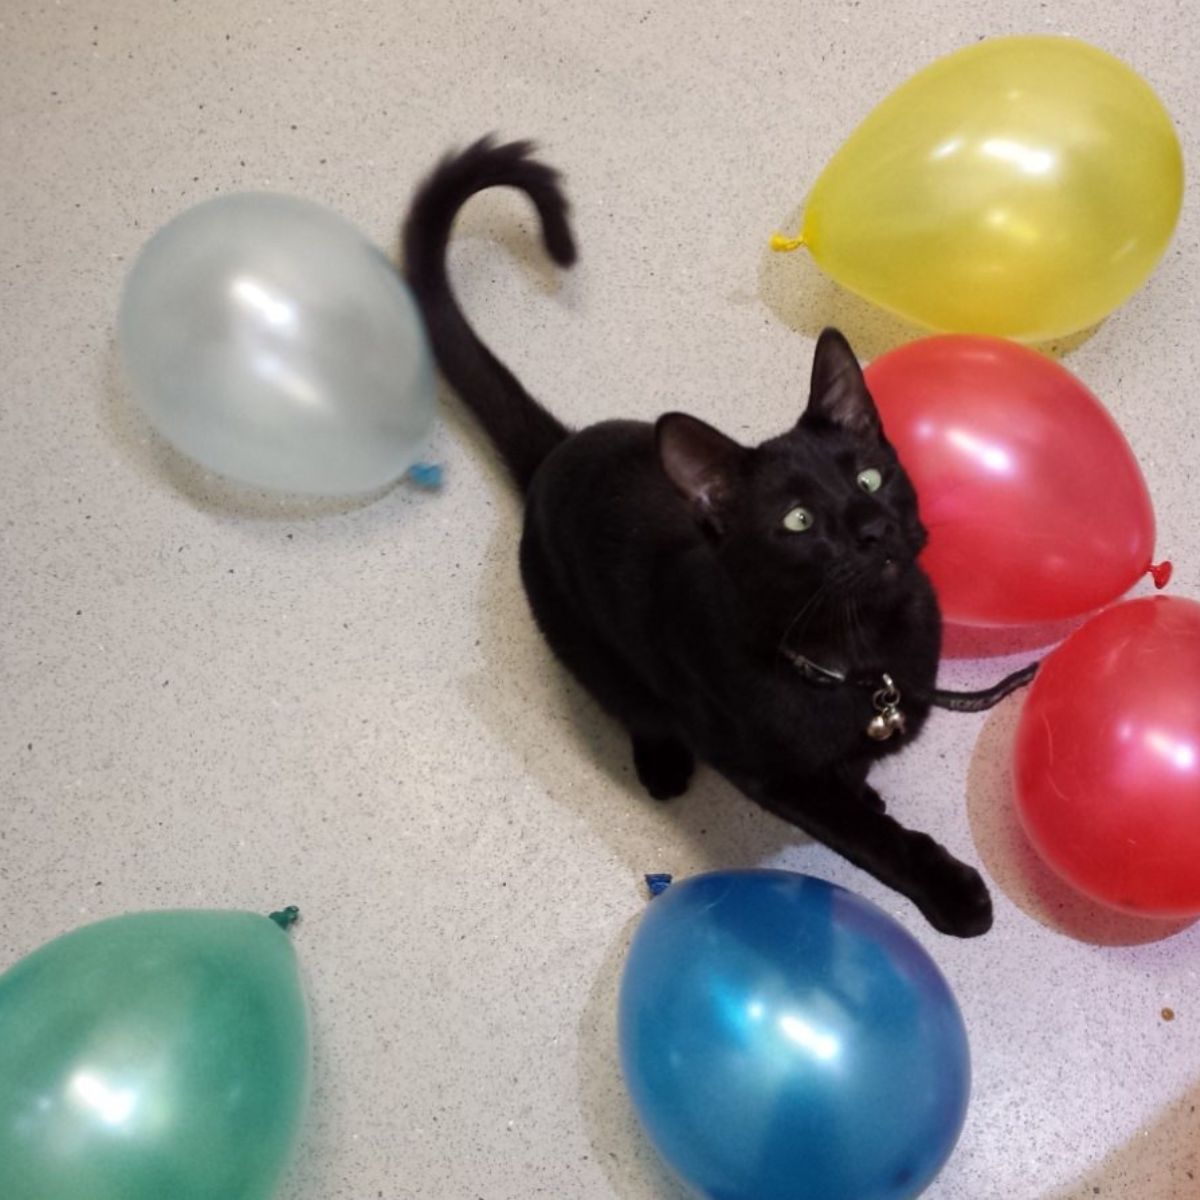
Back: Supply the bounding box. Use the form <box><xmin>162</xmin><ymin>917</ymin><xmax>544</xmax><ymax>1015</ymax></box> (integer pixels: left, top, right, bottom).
<box><xmin>632</xmin><ymin>735</ymin><xmax>695</xmax><ymax>801</ymax></box>
<box><xmin>914</xmin><ymin>849</ymin><xmax>993</xmax><ymax>938</ymax></box>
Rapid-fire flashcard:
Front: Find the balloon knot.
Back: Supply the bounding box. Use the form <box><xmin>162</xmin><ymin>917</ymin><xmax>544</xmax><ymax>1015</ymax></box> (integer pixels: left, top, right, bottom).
<box><xmin>407</xmin><ymin>462</ymin><xmax>444</xmax><ymax>490</ymax></box>
<box><xmin>1149</xmin><ymin>560</ymin><xmax>1173</xmax><ymax>589</ymax></box>
<box><xmin>645</xmin><ymin>873</ymin><xmax>673</xmax><ymax>898</ymax></box>
<box><xmin>769</xmin><ymin>232</ymin><xmax>806</xmax><ymax>253</ymax></box>
<box><xmin>268</xmin><ymin>905</ymin><xmax>301</xmax><ymax>930</ymax></box>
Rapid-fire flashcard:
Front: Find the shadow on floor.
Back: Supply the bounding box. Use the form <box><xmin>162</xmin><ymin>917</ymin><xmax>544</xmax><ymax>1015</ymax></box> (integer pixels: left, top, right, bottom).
<box><xmin>576</xmin><ymin>913</ymin><xmax>692</xmax><ymax>1200</ymax></box>
<box><xmin>756</xmin><ymin>202</ymin><xmax>1102</xmax><ymax>364</ymax></box>
<box><xmin>1044</xmin><ymin>1078</ymin><xmax>1200</xmax><ymax>1200</ymax></box>
<box><xmin>940</xmin><ymin>617</ymin><xmax>1083</xmax><ymax>662</ymax></box>
<box><xmin>574</xmin><ymin>885</ymin><xmax>1200</xmax><ymax>1200</ymax></box>
<box><xmin>965</xmin><ymin>700</ymin><xmax>1195</xmax><ymax>947</ymax></box>
<box><xmin>461</xmin><ymin>521</ymin><xmax>799</xmax><ymax>880</ymax></box>
<box><xmin>99</xmin><ymin>342</ymin><xmax>408</xmax><ymax>522</ymax></box>
<box><xmin>756</xmin><ymin>205</ymin><xmax>922</xmax><ymax>363</ymax></box>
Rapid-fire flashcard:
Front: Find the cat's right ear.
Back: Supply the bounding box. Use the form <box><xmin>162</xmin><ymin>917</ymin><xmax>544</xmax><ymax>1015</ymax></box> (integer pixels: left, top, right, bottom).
<box><xmin>656</xmin><ymin>413</ymin><xmax>746</xmax><ymax>534</ymax></box>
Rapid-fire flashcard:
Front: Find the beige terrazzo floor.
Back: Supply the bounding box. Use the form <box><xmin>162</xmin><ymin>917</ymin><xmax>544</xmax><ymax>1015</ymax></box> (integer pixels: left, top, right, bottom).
<box><xmin>2</xmin><ymin>1</ymin><xmax>1198</xmax><ymax>1197</ymax></box>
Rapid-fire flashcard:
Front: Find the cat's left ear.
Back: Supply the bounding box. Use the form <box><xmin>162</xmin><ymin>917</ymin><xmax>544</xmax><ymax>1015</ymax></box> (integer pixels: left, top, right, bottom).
<box><xmin>656</xmin><ymin>413</ymin><xmax>746</xmax><ymax>533</ymax></box>
<box><xmin>802</xmin><ymin>327</ymin><xmax>881</xmax><ymax>438</ymax></box>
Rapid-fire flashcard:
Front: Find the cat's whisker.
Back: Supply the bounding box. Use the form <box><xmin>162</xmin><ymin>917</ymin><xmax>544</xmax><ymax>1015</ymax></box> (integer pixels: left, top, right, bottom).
<box><xmin>846</xmin><ymin>597</ymin><xmax>866</xmax><ymax>658</ymax></box>
<box><xmin>777</xmin><ymin>578</ymin><xmax>837</xmax><ymax>658</ymax></box>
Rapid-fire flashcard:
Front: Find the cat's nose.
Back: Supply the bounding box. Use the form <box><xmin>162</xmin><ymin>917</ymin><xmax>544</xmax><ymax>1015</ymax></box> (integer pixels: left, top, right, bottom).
<box><xmin>856</xmin><ymin>515</ymin><xmax>896</xmax><ymax>549</ymax></box>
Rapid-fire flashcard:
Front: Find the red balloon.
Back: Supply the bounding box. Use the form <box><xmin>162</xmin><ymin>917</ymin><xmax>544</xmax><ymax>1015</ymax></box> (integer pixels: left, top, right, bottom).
<box><xmin>1013</xmin><ymin>596</ymin><xmax>1200</xmax><ymax>917</ymax></box>
<box><xmin>865</xmin><ymin>336</ymin><xmax>1155</xmax><ymax>626</ymax></box>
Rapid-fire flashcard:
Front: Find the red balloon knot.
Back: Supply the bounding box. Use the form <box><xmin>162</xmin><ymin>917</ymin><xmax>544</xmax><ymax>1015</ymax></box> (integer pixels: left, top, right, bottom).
<box><xmin>1149</xmin><ymin>561</ymin><xmax>1173</xmax><ymax>589</ymax></box>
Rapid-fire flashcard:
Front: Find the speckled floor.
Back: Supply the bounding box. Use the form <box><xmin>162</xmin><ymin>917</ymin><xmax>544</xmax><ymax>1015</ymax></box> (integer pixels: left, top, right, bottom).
<box><xmin>2</xmin><ymin>1</ymin><xmax>1198</xmax><ymax>1197</ymax></box>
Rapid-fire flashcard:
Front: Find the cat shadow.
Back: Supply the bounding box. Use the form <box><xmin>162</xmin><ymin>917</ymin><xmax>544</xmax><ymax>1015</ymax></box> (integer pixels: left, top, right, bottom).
<box><xmin>100</xmin><ymin>342</ymin><xmax>409</xmax><ymax>525</ymax></box>
<box><xmin>756</xmin><ymin>203</ymin><xmax>1102</xmax><ymax>361</ymax></box>
<box><xmin>965</xmin><ymin>700</ymin><xmax>1195</xmax><ymax>946</ymax></box>
<box><xmin>1043</xmin><ymin>1078</ymin><xmax>1200</xmax><ymax>1199</ymax></box>
<box><xmin>439</xmin><ymin>293</ymin><xmax>796</xmax><ymax>878</ymax></box>
<box><xmin>462</xmin><ymin>583</ymin><xmax>799</xmax><ymax>878</ymax></box>
<box><xmin>454</xmin><ymin>454</ymin><xmax>798</xmax><ymax>879</ymax></box>
<box><xmin>576</xmin><ymin>914</ymin><xmax>693</xmax><ymax>1200</ymax></box>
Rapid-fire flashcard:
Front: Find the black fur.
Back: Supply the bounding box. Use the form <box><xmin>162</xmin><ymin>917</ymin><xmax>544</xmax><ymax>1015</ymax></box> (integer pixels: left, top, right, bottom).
<box><xmin>403</xmin><ymin>137</ymin><xmax>992</xmax><ymax>936</ymax></box>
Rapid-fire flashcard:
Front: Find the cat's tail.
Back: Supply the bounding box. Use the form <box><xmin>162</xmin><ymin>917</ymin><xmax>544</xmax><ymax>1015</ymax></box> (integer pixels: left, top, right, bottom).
<box><xmin>403</xmin><ymin>136</ymin><xmax>577</xmax><ymax>493</ymax></box>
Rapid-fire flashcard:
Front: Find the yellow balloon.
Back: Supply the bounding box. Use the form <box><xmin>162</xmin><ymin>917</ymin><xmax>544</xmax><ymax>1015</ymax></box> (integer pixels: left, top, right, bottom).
<box><xmin>774</xmin><ymin>37</ymin><xmax>1183</xmax><ymax>341</ymax></box>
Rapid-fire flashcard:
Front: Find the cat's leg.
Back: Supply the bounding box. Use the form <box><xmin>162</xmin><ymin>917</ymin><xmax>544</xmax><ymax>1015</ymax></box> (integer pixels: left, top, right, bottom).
<box><xmin>858</xmin><ymin>784</ymin><xmax>886</xmax><ymax>814</ymax></box>
<box><xmin>632</xmin><ymin>733</ymin><xmax>695</xmax><ymax>801</ymax></box>
<box><xmin>521</xmin><ymin>539</ymin><xmax>697</xmax><ymax>801</ymax></box>
<box><xmin>523</xmin><ymin>565</ymin><xmax>693</xmax><ymax>800</ymax></box>
<box><xmin>835</xmin><ymin>756</ymin><xmax>886</xmax><ymax>813</ymax></box>
<box><xmin>751</xmin><ymin>775</ymin><xmax>992</xmax><ymax>937</ymax></box>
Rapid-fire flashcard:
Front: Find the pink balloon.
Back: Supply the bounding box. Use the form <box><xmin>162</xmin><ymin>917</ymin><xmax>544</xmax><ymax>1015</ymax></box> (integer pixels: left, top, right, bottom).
<box><xmin>1013</xmin><ymin>596</ymin><xmax>1200</xmax><ymax>917</ymax></box>
<box><xmin>865</xmin><ymin>336</ymin><xmax>1157</xmax><ymax>626</ymax></box>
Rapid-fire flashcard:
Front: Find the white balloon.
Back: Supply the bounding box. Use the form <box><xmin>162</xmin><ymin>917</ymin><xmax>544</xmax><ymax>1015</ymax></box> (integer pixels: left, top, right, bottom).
<box><xmin>119</xmin><ymin>193</ymin><xmax>435</xmax><ymax>495</ymax></box>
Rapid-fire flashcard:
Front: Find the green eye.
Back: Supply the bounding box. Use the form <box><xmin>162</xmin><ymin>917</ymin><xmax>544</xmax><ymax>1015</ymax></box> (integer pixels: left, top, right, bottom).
<box><xmin>782</xmin><ymin>506</ymin><xmax>814</xmax><ymax>533</ymax></box>
<box><xmin>857</xmin><ymin>468</ymin><xmax>883</xmax><ymax>494</ymax></box>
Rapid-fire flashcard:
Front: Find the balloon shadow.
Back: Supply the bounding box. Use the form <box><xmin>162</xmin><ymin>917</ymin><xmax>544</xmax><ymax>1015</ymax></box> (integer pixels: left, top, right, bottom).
<box><xmin>940</xmin><ymin>616</ymin><xmax>1084</xmax><ymax>661</ymax></box>
<box><xmin>576</xmin><ymin>913</ymin><xmax>693</xmax><ymax>1200</ymax></box>
<box><xmin>100</xmin><ymin>342</ymin><xmax>412</xmax><ymax>521</ymax></box>
<box><xmin>965</xmin><ymin>700</ymin><xmax>1196</xmax><ymax>946</ymax></box>
<box><xmin>1028</xmin><ymin>323</ymin><xmax>1104</xmax><ymax>361</ymax></box>
<box><xmin>757</xmin><ymin>204</ymin><xmax>1104</xmax><ymax>364</ymax></box>
<box><xmin>277</xmin><ymin>958</ymin><xmax>337</xmax><ymax>1200</ymax></box>
<box><xmin>1042</xmin><ymin>1078</ymin><xmax>1200</xmax><ymax>1199</ymax></box>
<box><xmin>757</xmin><ymin>204</ymin><xmax>923</xmax><ymax>362</ymax></box>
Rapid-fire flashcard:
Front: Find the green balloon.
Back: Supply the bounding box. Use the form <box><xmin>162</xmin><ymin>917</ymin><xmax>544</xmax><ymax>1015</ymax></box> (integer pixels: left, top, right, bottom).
<box><xmin>0</xmin><ymin>908</ymin><xmax>309</xmax><ymax>1200</ymax></box>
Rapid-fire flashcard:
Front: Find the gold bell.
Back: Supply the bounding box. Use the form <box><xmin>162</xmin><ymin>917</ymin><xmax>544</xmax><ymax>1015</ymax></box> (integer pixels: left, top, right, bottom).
<box><xmin>867</xmin><ymin>713</ymin><xmax>894</xmax><ymax>741</ymax></box>
<box><xmin>866</xmin><ymin>677</ymin><xmax>907</xmax><ymax>741</ymax></box>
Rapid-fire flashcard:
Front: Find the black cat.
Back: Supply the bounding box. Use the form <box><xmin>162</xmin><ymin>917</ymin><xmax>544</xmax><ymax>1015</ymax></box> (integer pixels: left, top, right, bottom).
<box><xmin>404</xmin><ymin>137</ymin><xmax>992</xmax><ymax>936</ymax></box>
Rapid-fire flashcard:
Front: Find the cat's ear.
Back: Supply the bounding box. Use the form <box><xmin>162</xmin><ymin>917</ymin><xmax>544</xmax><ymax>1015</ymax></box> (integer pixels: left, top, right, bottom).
<box><xmin>803</xmin><ymin>327</ymin><xmax>880</xmax><ymax>438</ymax></box>
<box><xmin>656</xmin><ymin>413</ymin><xmax>746</xmax><ymax>532</ymax></box>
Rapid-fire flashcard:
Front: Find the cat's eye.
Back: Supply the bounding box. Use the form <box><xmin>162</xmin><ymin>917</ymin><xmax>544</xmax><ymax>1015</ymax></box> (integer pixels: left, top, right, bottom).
<box><xmin>782</xmin><ymin>506</ymin><xmax>814</xmax><ymax>533</ymax></box>
<box><xmin>857</xmin><ymin>468</ymin><xmax>883</xmax><ymax>494</ymax></box>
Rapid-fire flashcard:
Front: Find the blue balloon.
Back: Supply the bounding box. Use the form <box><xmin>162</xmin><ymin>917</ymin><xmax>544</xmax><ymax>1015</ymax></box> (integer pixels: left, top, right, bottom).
<box><xmin>619</xmin><ymin>870</ymin><xmax>970</xmax><ymax>1200</ymax></box>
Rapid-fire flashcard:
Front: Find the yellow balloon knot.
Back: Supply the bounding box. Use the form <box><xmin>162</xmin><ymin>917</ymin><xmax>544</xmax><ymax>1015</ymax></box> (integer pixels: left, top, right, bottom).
<box><xmin>770</xmin><ymin>232</ymin><xmax>806</xmax><ymax>253</ymax></box>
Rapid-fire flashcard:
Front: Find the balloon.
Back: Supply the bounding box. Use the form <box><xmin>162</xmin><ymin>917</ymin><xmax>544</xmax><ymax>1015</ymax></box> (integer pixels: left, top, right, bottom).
<box><xmin>865</xmin><ymin>335</ymin><xmax>1156</xmax><ymax>627</ymax></box>
<box><xmin>773</xmin><ymin>37</ymin><xmax>1183</xmax><ymax>341</ymax></box>
<box><xmin>619</xmin><ymin>871</ymin><xmax>970</xmax><ymax>1200</ymax></box>
<box><xmin>0</xmin><ymin>908</ymin><xmax>309</xmax><ymax>1200</ymax></box>
<box><xmin>1014</xmin><ymin>597</ymin><xmax>1200</xmax><ymax>917</ymax></box>
<box><xmin>119</xmin><ymin>193</ymin><xmax>435</xmax><ymax>495</ymax></box>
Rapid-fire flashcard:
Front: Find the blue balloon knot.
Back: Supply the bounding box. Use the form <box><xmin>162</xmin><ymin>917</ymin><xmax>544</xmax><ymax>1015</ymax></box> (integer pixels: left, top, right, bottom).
<box><xmin>407</xmin><ymin>462</ymin><xmax>444</xmax><ymax>490</ymax></box>
<box><xmin>645</xmin><ymin>873</ymin><xmax>673</xmax><ymax>897</ymax></box>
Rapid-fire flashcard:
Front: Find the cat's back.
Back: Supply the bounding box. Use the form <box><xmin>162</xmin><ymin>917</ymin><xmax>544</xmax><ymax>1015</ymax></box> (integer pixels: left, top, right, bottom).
<box><xmin>522</xmin><ymin>419</ymin><xmax>703</xmax><ymax>610</ymax></box>
<box><xmin>526</xmin><ymin>419</ymin><xmax>694</xmax><ymax>546</ymax></box>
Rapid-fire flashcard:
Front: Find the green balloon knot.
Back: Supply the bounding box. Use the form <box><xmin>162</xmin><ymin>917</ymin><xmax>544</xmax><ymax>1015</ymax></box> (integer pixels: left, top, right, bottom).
<box><xmin>268</xmin><ymin>905</ymin><xmax>301</xmax><ymax>931</ymax></box>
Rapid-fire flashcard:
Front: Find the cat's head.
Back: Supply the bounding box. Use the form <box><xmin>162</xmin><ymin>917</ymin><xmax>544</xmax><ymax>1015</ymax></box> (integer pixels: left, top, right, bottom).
<box><xmin>656</xmin><ymin>328</ymin><xmax>930</xmax><ymax>629</ymax></box>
